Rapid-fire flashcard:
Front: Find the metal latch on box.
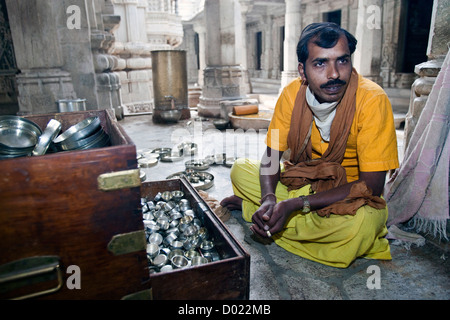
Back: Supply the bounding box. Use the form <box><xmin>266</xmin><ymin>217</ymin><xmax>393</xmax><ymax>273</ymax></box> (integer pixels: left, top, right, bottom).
<box><xmin>97</xmin><ymin>169</ymin><xmax>141</xmax><ymax>191</ymax></box>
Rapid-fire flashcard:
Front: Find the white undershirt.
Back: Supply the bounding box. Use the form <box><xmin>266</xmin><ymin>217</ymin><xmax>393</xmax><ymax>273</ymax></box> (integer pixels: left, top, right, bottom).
<box><xmin>305</xmin><ymin>86</ymin><xmax>338</xmax><ymax>142</ymax></box>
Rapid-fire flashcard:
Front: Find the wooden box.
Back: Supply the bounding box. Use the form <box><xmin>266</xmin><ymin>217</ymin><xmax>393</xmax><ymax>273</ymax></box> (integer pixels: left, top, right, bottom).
<box><xmin>0</xmin><ymin>109</ymin><xmax>250</xmax><ymax>300</ymax></box>
<box><xmin>0</xmin><ymin>110</ymin><xmax>149</xmax><ymax>300</ymax></box>
<box><xmin>141</xmin><ymin>178</ymin><xmax>250</xmax><ymax>300</ymax></box>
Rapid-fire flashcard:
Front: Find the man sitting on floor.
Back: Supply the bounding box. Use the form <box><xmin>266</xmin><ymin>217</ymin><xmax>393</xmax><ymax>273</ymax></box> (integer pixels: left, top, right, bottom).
<box><xmin>221</xmin><ymin>22</ymin><xmax>399</xmax><ymax>268</ymax></box>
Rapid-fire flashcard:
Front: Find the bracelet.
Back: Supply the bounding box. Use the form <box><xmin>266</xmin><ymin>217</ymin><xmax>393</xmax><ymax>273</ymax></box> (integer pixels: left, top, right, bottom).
<box><xmin>299</xmin><ymin>195</ymin><xmax>311</xmax><ymax>213</ymax></box>
<box><xmin>259</xmin><ymin>193</ymin><xmax>277</xmax><ymax>204</ymax></box>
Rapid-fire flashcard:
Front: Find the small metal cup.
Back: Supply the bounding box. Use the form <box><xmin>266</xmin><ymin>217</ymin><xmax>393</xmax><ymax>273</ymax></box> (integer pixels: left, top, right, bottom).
<box><xmin>171</xmin><ymin>255</ymin><xmax>189</xmax><ymax>269</ymax></box>
<box><xmin>200</xmin><ymin>240</ymin><xmax>214</xmax><ymax>252</ymax></box>
<box><xmin>166</xmin><ymin>228</ymin><xmax>180</xmax><ymax>237</ymax></box>
<box><xmin>179</xmin><ymin>198</ymin><xmax>190</xmax><ymax>208</ymax></box>
<box><xmin>169</xmin><ymin>219</ymin><xmax>179</xmax><ymax>228</ymax></box>
<box><xmin>168</xmin><ymin>249</ymin><xmax>184</xmax><ymax>261</ymax></box>
<box><xmin>160</xmin><ymin>265</ymin><xmax>173</xmax><ymax>273</ymax></box>
<box><xmin>184</xmin><ymin>209</ymin><xmax>195</xmax><ymax>218</ymax></box>
<box><xmin>153</xmin><ymin>192</ymin><xmax>162</xmax><ymax>202</ymax></box>
<box><xmin>157</xmin><ymin>217</ymin><xmax>170</xmax><ymax>230</ymax></box>
<box><xmin>170</xmin><ymin>240</ymin><xmax>184</xmax><ymax>250</ymax></box>
<box><xmin>163</xmin><ymin>201</ymin><xmax>176</xmax><ymax>213</ymax></box>
<box><xmin>183</xmin><ymin>225</ymin><xmax>198</xmax><ymax>237</ymax></box>
<box><xmin>170</xmin><ymin>210</ymin><xmax>183</xmax><ymax>220</ymax></box>
<box><xmin>146</xmin><ymin>243</ymin><xmax>160</xmax><ymax>258</ymax></box>
<box><xmin>143</xmin><ymin>212</ymin><xmax>154</xmax><ymax>221</ymax></box>
<box><xmin>163</xmin><ymin>232</ymin><xmax>178</xmax><ymax>246</ymax></box>
<box><xmin>161</xmin><ymin>191</ymin><xmax>173</xmax><ymax>201</ymax></box>
<box><xmin>184</xmin><ymin>249</ymin><xmax>200</xmax><ymax>260</ymax></box>
<box><xmin>146</xmin><ymin>201</ymin><xmax>155</xmax><ymax>211</ymax></box>
<box><xmin>149</xmin><ymin>232</ymin><xmax>163</xmax><ymax>246</ymax></box>
<box><xmin>152</xmin><ymin>254</ymin><xmax>168</xmax><ymax>268</ymax></box>
<box><xmin>191</xmin><ymin>256</ymin><xmax>208</xmax><ymax>266</ymax></box>
<box><xmin>197</xmin><ymin>227</ymin><xmax>209</xmax><ymax>241</ymax></box>
<box><xmin>171</xmin><ymin>190</ymin><xmax>184</xmax><ymax>202</ymax></box>
<box><xmin>146</xmin><ymin>224</ymin><xmax>160</xmax><ymax>234</ymax></box>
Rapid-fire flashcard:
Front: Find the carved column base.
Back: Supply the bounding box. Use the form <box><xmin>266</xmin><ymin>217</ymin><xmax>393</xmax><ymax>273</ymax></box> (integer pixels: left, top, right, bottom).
<box><xmin>16</xmin><ymin>69</ymin><xmax>76</xmax><ymax>115</ymax></box>
<box><xmin>198</xmin><ymin>65</ymin><xmax>247</xmax><ymax>118</ymax></box>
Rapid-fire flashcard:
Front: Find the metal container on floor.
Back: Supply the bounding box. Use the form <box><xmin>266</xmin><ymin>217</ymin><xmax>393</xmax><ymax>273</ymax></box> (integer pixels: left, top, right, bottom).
<box><xmin>151</xmin><ymin>50</ymin><xmax>190</xmax><ymax>123</ymax></box>
<box><xmin>56</xmin><ymin>99</ymin><xmax>86</xmax><ymax>113</ymax></box>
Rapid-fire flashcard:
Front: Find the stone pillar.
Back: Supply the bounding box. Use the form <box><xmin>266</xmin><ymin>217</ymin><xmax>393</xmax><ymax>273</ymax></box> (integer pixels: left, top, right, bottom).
<box><xmin>403</xmin><ymin>61</ymin><xmax>441</xmax><ymax>151</ymax></box>
<box><xmin>198</xmin><ymin>0</ymin><xmax>248</xmax><ymax>118</ymax></box>
<box><xmin>239</xmin><ymin>0</ymin><xmax>253</xmax><ymax>93</ymax></box>
<box><xmin>353</xmin><ymin>0</ymin><xmax>383</xmax><ymax>84</ymax></box>
<box><xmin>89</xmin><ymin>3</ymin><xmax>123</xmax><ymax>114</ymax></box>
<box><xmin>403</xmin><ymin>0</ymin><xmax>449</xmax><ymax>152</ymax></box>
<box><xmin>111</xmin><ymin>0</ymin><xmax>154</xmax><ymax>115</ymax></box>
<box><xmin>6</xmin><ymin>0</ymin><xmax>77</xmax><ymax>114</ymax></box>
<box><xmin>380</xmin><ymin>0</ymin><xmax>399</xmax><ymax>88</ymax></box>
<box><xmin>111</xmin><ymin>0</ymin><xmax>183</xmax><ymax>116</ymax></box>
<box><xmin>426</xmin><ymin>0</ymin><xmax>449</xmax><ymax>61</ymax></box>
<box><xmin>193</xmin><ymin>23</ymin><xmax>206</xmax><ymax>87</ymax></box>
<box><xmin>261</xmin><ymin>15</ymin><xmax>272</xmax><ymax>80</ymax></box>
<box><xmin>280</xmin><ymin>0</ymin><xmax>302</xmax><ymax>89</ymax></box>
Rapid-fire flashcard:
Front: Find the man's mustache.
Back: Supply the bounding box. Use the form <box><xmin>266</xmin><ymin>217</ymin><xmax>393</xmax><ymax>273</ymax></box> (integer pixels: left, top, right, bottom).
<box><xmin>320</xmin><ymin>79</ymin><xmax>346</xmax><ymax>88</ymax></box>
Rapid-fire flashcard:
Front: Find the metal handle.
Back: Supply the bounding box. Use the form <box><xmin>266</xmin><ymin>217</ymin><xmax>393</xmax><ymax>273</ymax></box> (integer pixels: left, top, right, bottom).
<box><xmin>0</xmin><ymin>256</ymin><xmax>63</xmax><ymax>300</ymax></box>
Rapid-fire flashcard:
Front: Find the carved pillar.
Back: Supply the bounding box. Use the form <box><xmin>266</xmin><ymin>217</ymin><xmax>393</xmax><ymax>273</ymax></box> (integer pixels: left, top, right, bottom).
<box><xmin>239</xmin><ymin>0</ymin><xmax>253</xmax><ymax>93</ymax></box>
<box><xmin>198</xmin><ymin>0</ymin><xmax>247</xmax><ymax>118</ymax></box>
<box><xmin>110</xmin><ymin>0</ymin><xmax>153</xmax><ymax>115</ymax></box>
<box><xmin>353</xmin><ymin>0</ymin><xmax>383</xmax><ymax>85</ymax></box>
<box><xmin>280</xmin><ymin>0</ymin><xmax>302</xmax><ymax>89</ymax></box>
<box><xmin>0</xmin><ymin>0</ymin><xmax>19</xmax><ymax>115</ymax></box>
<box><xmin>6</xmin><ymin>0</ymin><xmax>77</xmax><ymax>114</ymax></box>
<box><xmin>193</xmin><ymin>23</ymin><xmax>206</xmax><ymax>87</ymax></box>
<box><xmin>90</xmin><ymin>9</ymin><xmax>123</xmax><ymax>114</ymax></box>
<box><xmin>403</xmin><ymin>0</ymin><xmax>449</xmax><ymax>152</ymax></box>
<box><xmin>404</xmin><ymin>61</ymin><xmax>441</xmax><ymax>151</ymax></box>
<box><xmin>111</xmin><ymin>0</ymin><xmax>183</xmax><ymax>116</ymax></box>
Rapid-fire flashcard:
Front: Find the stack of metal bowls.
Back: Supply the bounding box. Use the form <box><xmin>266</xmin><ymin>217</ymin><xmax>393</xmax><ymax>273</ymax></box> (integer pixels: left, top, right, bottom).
<box><xmin>53</xmin><ymin>116</ymin><xmax>110</xmax><ymax>152</ymax></box>
<box><xmin>0</xmin><ymin>116</ymin><xmax>42</xmax><ymax>159</ymax></box>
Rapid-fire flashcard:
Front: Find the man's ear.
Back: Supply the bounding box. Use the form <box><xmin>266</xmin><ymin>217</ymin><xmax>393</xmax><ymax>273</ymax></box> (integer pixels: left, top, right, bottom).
<box><xmin>298</xmin><ymin>63</ymin><xmax>307</xmax><ymax>81</ymax></box>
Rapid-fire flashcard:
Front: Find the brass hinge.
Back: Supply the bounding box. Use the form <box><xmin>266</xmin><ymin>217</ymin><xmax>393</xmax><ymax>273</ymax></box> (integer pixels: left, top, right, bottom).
<box><xmin>97</xmin><ymin>169</ymin><xmax>141</xmax><ymax>191</ymax></box>
<box><xmin>107</xmin><ymin>230</ymin><xmax>147</xmax><ymax>256</ymax></box>
<box><xmin>121</xmin><ymin>288</ymin><xmax>153</xmax><ymax>300</ymax></box>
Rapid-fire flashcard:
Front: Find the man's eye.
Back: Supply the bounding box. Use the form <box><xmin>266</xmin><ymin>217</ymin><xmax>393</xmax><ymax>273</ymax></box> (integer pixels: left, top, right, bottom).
<box><xmin>314</xmin><ymin>61</ymin><xmax>324</xmax><ymax>67</ymax></box>
<box><xmin>339</xmin><ymin>58</ymin><xmax>349</xmax><ymax>64</ymax></box>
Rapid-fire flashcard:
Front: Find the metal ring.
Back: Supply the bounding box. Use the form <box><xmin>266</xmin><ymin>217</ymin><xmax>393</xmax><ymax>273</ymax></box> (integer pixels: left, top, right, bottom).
<box><xmin>266</xmin><ymin>230</ymin><xmax>272</xmax><ymax>237</ymax></box>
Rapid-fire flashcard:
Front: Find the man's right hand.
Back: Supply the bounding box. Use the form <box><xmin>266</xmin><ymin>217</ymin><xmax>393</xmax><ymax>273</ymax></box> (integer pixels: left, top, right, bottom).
<box><xmin>250</xmin><ymin>194</ymin><xmax>277</xmax><ymax>237</ymax></box>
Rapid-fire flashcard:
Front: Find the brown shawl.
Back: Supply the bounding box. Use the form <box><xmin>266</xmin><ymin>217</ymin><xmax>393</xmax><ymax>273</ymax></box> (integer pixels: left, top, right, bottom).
<box><xmin>280</xmin><ymin>68</ymin><xmax>386</xmax><ymax>217</ymax></box>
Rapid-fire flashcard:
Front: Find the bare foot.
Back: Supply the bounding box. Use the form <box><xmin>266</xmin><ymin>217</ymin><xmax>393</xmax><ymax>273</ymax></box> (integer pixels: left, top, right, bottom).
<box><xmin>220</xmin><ymin>195</ymin><xmax>243</xmax><ymax>211</ymax></box>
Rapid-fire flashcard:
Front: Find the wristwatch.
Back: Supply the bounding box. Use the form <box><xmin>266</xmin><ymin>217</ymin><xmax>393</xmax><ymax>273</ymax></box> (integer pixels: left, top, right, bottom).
<box><xmin>300</xmin><ymin>196</ymin><xmax>310</xmax><ymax>213</ymax></box>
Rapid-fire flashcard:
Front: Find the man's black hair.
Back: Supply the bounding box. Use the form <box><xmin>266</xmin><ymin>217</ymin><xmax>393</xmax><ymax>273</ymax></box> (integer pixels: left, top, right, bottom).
<box><xmin>296</xmin><ymin>22</ymin><xmax>357</xmax><ymax>64</ymax></box>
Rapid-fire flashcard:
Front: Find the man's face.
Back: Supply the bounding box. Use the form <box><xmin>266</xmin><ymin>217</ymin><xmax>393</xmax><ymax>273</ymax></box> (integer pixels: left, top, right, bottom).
<box><xmin>298</xmin><ymin>35</ymin><xmax>353</xmax><ymax>104</ymax></box>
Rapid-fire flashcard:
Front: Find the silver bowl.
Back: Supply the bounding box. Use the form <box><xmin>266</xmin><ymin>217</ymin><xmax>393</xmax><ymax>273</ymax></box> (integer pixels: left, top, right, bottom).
<box><xmin>160</xmin><ymin>109</ymin><xmax>181</xmax><ymax>123</ymax></box>
<box><xmin>213</xmin><ymin>119</ymin><xmax>229</xmax><ymax>130</ymax></box>
<box><xmin>0</xmin><ymin>116</ymin><xmax>42</xmax><ymax>154</ymax></box>
<box><xmin>32</xmin><ymin>119</ymin><xmax>62</xmax><ymax>156</ymax></box>
<box><xmin>171</xmin><ymin>255</ymin><xmax>189</xmax><ymax>269</ymax></box>
<box><xmin>53</xmin><ymin>116</ymin><xmax>101</xmax><ymax>147</ymax></box>
<box><xmin>56</xmin><ymin>99</ymin><xmax>86</xmax><ymax>112</ymax></box>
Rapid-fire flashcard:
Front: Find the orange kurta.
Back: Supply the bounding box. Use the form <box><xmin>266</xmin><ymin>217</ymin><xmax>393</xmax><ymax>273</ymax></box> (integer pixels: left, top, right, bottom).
<box><xmin>230</xmin><ymin>75</ymin><xmax>399</xmax><ymax>268</ymax></box>
<box><xmin>266</xmin><ymin>74</ymin><xmax>399</xmax><ymax>181</ymax></box>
